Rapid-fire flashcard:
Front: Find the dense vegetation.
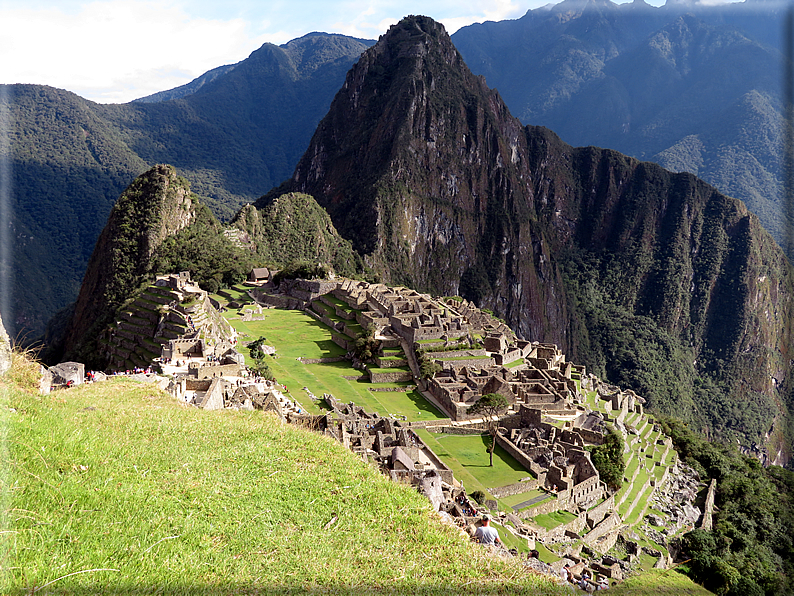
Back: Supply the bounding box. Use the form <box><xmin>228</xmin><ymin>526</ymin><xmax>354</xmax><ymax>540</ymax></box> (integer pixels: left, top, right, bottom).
<box><xmin>589</xmin><ymin>425</ymin><xmax>625</xmax><ymax>491</ymax></box>
<box><xmin>560</xmin><ymin>239</ymin><xmax>784</xmax><ymax>452</ymax></box>
<box><xmin>234</xmin><ymin>193</ymin><xmax>367</xmax><ymax>279</ymax></box>
<box><xmin>662</xmin><ymin>418</ymin><xmax>794</xmax><ymax>596</ymax></box>
<box><xmin>151</xmin><ymin>202</ymin><xmax>257</xmax><ymax>291</ymax></box>
<box><xmin>52</xmin><ymin>166</ymin><xmax>257</xmax><ymax>367</ymax></box>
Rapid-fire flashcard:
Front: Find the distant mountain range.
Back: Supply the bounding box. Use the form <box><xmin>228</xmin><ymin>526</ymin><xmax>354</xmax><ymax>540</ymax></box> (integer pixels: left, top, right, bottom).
<box><xmin>452</xmin><ymin>0</ymin><xmax>787</xmax><ymax>246</ymax></box>
<box><xmin>2</xmin><ymin>0</ymin><xmax>788</xmax><ymax>350</ymax></box>
<box><xmin>2</xmin><ymin>33</ymin><xmax>372</xmax><ymax>337</ymax></box>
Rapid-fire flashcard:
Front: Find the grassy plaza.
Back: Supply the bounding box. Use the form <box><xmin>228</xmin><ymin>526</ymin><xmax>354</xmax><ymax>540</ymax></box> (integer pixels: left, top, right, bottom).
<box><xmin>225</xmin><ymin>307</ymin><xmax>445</xmax><ymax>420</ymax></box>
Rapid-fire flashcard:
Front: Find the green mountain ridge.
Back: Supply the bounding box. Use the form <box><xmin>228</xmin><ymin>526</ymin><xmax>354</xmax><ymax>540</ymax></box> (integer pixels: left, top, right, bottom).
<box><xmin>2</xmin><ymin>33</ymin><xmax>373</xmax><ymax>338</ymax></box>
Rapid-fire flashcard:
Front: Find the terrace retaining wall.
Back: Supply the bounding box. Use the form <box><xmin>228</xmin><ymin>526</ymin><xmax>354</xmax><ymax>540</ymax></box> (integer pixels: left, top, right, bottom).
<box><xmin>489</xmin><ymin>480</ymin><xmax>540</xmax><ymax>499</ymax></box>
<box><xmin>368</xmin><ymin>369</ymin><xmax>414</xmax><ymax>383</ymax></box>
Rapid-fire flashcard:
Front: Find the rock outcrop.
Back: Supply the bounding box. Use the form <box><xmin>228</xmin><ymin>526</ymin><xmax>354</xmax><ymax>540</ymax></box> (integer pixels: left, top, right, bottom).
<box><xmin>0</xmin><ymin>312</ymin><xmax>11</xmax><ymax>375</ymax></box>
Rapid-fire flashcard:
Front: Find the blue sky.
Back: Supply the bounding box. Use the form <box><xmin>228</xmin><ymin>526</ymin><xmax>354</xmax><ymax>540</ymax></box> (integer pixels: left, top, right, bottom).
<box><xmin>0</xmin><ymin>0</ymin><xmax>674</xmax><ymax>103</ymax></box>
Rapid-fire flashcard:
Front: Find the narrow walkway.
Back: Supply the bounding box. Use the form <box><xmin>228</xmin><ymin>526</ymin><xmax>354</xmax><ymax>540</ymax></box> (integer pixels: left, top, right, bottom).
<box><xmin>512</xmin><ymin>492</ymin><xmax>553</xmax><ymax>511</ymax></box>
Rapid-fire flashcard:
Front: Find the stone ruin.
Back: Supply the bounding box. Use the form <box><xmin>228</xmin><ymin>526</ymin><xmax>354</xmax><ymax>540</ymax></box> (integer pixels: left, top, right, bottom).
<box><xmin>102</xmin><ymin>271</ymin><xmax>238</xmax><ymax>373</ymax></box>
<box><xmin>501</xmin><ymin>407</ymin><xmax>607</xmax><ymax>511</ymax></box>
<box><xmin>427</xmin><ymin>350</ymin><xmax>581</xmax><ymax>421</ymax></box>
<box><xmin>312</xmin><ymin>394</ymin><xmax>485</xmax><ymax>516</ymax></box>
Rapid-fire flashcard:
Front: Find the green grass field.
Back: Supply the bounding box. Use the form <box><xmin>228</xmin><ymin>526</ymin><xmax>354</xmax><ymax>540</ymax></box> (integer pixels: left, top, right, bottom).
<box><xmin>2</xmin><ymin>354</ymin><xmax>563</xmax><ymax>595</ymax></box>
<box><xmin>226</xmin><ymin>308</ymin><xmax>444</xmax><ymax>421</ymax></box>
<box><xmin>532</xmin><ymin>510</ymin><xmax>578</xmax><ymax>531</ymax></box>
<box><xmin>415</xmin><ymin>431</ymin><xmax>534</xmax><ymax>497</ymax></box>
<box><xmin>499</xmin><ymin>489</ymin><xmax>547</xmax><ymax>508</ymax></box>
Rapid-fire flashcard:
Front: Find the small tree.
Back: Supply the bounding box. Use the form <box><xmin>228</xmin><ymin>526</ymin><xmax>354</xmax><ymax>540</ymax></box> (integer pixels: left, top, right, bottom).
<box><xmin>589</xmin><ymin>424</ymin><xmax>626</xmax><ymax>490</ymax></box>
<box><xmin>248</xmin><ymin>336</ymin><xmax>274</xmax><ymax>380</ymax></box>
<box><xmin>468</xmin><ymin>393</ymin><xmax>509</xmax><ymax>467</ymax></box>
<box><xmin>353</xmin><ymin>324</ymin><xmax>380</xmax><ymax>363</ymax></box>
<box><xmin>418</xmin><ymin>354</ymin><xmax>441</xmax><ymax>379</ymax></box>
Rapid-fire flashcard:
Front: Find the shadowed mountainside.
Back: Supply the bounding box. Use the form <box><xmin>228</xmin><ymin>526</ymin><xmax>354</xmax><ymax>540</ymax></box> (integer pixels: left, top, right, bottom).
<box><xmin>3</xmin><ymin>33</ymin><xmax>372</xmax><ymax>339</ymax></box>
<box><xmin>451</xmin><ymin>0</ymin><xmax>787</xmax><ymax>251</ymax></box>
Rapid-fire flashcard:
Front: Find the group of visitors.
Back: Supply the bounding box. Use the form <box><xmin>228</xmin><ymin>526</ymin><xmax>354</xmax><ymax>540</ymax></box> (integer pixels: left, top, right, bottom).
<box><xmin>561</xmin><ymin>564</ymin><xmax>609</xmax><ymax>591</ymax></box>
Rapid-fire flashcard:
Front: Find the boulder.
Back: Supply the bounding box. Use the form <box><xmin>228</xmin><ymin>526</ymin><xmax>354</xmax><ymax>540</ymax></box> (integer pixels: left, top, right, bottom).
<box><xmin>49</xmin><ymin>361</ymin><xmax>85</xmax><ymax>386</ymax></box>
<box><xmin>0</xmin><ymin>312</ymin><xmax>11</xmax><ymax>376</ymax></box>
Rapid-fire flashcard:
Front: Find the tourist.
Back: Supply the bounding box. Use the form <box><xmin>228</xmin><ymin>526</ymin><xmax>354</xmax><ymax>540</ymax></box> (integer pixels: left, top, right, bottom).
<box><xmin>473</xmin><ymin>515</ymin><xmax>501</xmax><ymax>547</ymax></box>
<box><xmin>560</xmin><ymin>564</ymin><xmax>570</xmax><ymax>582</ymax></box>
<box><xmin>597</xmin><ymin>578</ymin><xmax>609</xmax><ymax>590</ymax></box>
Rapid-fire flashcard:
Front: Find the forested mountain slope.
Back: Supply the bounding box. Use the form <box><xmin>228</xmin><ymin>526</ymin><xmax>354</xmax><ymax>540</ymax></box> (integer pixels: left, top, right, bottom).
<box><xmin>2</xmin><ymin>33</ymin><xmax>372</xmax><ymax>338</ymax></box>
<box><xmin>267</xmin><ymin>15</ymin><xmax>794</xmax><ymax>463</ymax></box>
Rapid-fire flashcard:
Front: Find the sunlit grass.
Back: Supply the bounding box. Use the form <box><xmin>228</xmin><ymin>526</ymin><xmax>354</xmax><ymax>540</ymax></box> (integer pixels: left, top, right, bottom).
<box><xmin>2</xmin><ymin>367</ymin><xmax>562</xmax><ymax>595</ymax></box>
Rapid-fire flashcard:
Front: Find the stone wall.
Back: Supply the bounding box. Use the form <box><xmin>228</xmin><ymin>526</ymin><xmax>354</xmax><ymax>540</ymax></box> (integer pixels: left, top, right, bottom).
<box><xmin>191</xmin><ymin>363</ymin><xmax>241</xmax><ymax>379</ymax></box>
<box><xmin>332</xmin><ymin>334</ymin><xmax>352</xmax><ymax>351</ymax></box>
<box><xmin>489</xmin><ymin>479</ymin><xmax>540</xmax><ymax>499</ymax></box>
<box><xmin>516</xmin><ymin>494</ymin><xmax>566</xmax><ymax>520</ymax></box>
<box><xmin>423</xmin><ymin>348</ymin><xmax>487</xmax><ymax>359</ymax></box>
<box><xmin>186</xmin><ymin>378</ymin><xmax>211</xmax><ymax>391</ymax></box>
<box><xmin>319</xmin><ymin>294</ymin><xmax>355</xmax><ymax>320</ymax></box>
<box><xmin>437</xmin><ymin>357</ymin><xmax>495</xmax><ymax>369</ymax></box>
<box><xmin>250</xmin><ymin>289</ymin><xmax>303</xmax><ymax>310</ymax></box>
<box><xmin>299</xmin><ymin>356</ymin><xmax>347</xmax><ymax>364</ymax></box>
<box><xmin>427</xmin><ymin>384</ymin><xmax>468</xmax><ymax>420</ymax></box>
<box><xmin>495</xmin><ymin>433</ymin><xmax>536</xmax><ymax>475</ymax></box>
<box><xmin>374</xmin><ymin>355</ymin><xmax>409</xmax><ymax>368</ymax></box>
<box><xmin>404</xmin><ymin>418</ymin><xmax>452</xmax><ymax>429</ymax></box>
<box><xmin>583</xmin><ymin>511</ymin><xmax>622</xmax><ymax>547</ymax></box>
<box><xmin>368</xmin><ymin>369</ymin><xmax>414</xmax><ymax>383</ymax></box>
<box><xmin>438</xmin><ymin>426</ymin><xmax>487</xmax><ymax>435</ymax></box>
<box><xmin>586</xmin><ymin>495</ymin><xmax>615</xmax><ymax>528</ymax></box>
<box><xmin>196</xmin><ymin>377</ymin><xmax>224</xmax><ymax>410</ymax></box>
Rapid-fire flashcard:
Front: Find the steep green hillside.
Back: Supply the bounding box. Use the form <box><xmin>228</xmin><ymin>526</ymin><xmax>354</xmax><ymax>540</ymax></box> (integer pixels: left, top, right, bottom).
<box><xmin>2</xmin><ymin>85</ymin><xmax>148</xmax><ymax>336</ymax></box>
<box><xmin>1</xmin><ymin>355</ymin><xmax>562</xmax><ymax>595</ymax></box>
<box><xmin>232</xmin><ymin>192</ymin><xmax>365</xmax><ymax>277</ymax></box>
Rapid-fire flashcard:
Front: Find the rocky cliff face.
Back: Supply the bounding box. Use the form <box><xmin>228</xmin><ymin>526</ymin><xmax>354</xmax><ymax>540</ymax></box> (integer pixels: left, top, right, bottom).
<box><xmin>57</xmin><ymin>165</ymin><xmax>195</xmax><ymax>365</ymax></box>
<box><xmin>272</xmin><ymin>16</ymin><xmax>570</xmax><ymax>345</ymax></box>
<box><xmin>267</xmin><ymin>15</ymin><xmax>794</xmax><ymax>460</ymax></box>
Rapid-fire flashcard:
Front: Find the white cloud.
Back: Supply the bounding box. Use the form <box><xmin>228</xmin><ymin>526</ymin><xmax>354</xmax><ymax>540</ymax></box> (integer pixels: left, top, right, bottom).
<box><xmin>0</xmin><ymin>0</ymin><xmax>269</xmax><ymax>102</ymax></box>
<box><xmin>0</xmin><ymin>0</ymin><xmax>545</xmax><ymax>103</ymax></box>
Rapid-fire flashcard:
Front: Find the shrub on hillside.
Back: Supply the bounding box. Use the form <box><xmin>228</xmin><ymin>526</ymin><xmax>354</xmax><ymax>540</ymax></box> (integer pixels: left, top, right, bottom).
<box><xmin>589</xmin><ymin>424</ymin><xmax>625</xmax><ymax>490</ymax></box>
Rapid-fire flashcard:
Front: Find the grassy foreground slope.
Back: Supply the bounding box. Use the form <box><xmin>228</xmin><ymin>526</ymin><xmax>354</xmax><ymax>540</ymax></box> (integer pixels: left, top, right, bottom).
<box><xmin>1</xmin><ymin>355</ymin><xmax>560</xmax><ymax>595</ymax></box>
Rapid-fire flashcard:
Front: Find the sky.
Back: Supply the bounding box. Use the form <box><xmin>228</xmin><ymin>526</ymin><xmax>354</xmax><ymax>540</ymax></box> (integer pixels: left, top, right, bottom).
<box><xmin>0</xmin><ymin>0</ymin><xmax>667</xmax><ymax>104</ymax></box>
